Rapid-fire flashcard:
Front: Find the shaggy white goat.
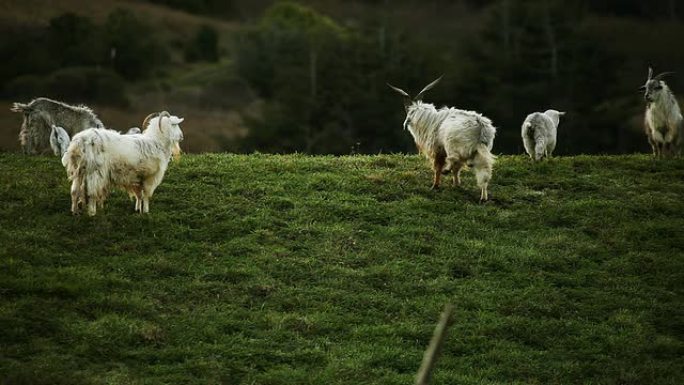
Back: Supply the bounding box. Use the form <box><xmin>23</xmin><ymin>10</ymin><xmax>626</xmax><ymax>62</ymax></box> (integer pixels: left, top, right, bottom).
<box><xmin>641</xmin><ymin>67</ymin><xmax>683</xmax><ymax>157</ymax></box>
<box><xmin>50</xmin><ymin>118</ymin><xmax>150</xmax><ymax>158</ymax></box>
<box><xmin>388</xmin><ymin>76</ymin><xmax>497</xmax><ymax>201</ymax></box>
<box><xmin>521</xmin><ymin>109</ymin><xmax>565</xmax><ymax>161</ymax></box>
<box><xmin>62</xmin><ymin>111</ymin><xmax>184</xmax><ymax>216</ymax></box>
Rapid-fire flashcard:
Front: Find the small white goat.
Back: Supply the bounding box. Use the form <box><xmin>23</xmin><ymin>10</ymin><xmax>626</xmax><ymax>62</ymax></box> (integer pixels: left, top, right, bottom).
<box><xmin>641</xmin><ymin>67</ymin><xmax>683</xmax><ymax>157</ymax></box>
<box><xmin>388</xmin><ymin>76</ymin><xmax>497</xmax><ymax>201</ymax></box>
<box><xmin>62</xmin><ymin>111</ymin><xmax>184</xmax><ymax>216</ymax></box>
<box><xmin>521</xmin><ymin>109</ymin><xmax>565</xmax><ymax>161</ymax></box>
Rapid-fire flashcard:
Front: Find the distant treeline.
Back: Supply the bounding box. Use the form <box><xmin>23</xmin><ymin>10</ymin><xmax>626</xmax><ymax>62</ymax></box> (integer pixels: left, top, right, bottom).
<box><xmin>233</xmin><ymin>1</ymin><xmax>683</xmax><ymax>155</ymax></box>
<box><xmin>2</xmin><ymin>0</ymin><xmax>682</xmax><ymax>155</ymax></box>
<box><xmin>0</xmin><ymin>9</ymin><xmax>218</xmax><ymax>106</ymax></box>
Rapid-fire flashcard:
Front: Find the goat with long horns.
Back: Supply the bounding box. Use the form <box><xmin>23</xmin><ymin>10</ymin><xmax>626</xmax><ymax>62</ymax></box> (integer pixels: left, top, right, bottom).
<box><xmin>641</xmin><ymin>67</ymin><xmax>683</xmax><ymax>157</ymax></box>
<box><xmin>388</xmin><ymin>76</ymin><xmax>497</xmax><ymax>201</ymax></box>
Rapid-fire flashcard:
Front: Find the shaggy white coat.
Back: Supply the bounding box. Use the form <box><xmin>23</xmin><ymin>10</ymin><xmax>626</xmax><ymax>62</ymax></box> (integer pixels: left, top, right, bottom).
<box><xmin>62</xmin><ymin>113</ymin><xmax>184</xmax><ymax>216</ymax></box>
<box><xmin>644</xmin><ymin>82</ymin><xmax>683</xmax><ymax>157</ymax></box>
<box><xmin>521</xmin><ymin>109</ymin><xmax>565</xmax><ymax>161</ymax></box>
<box><xmin>404</xmin><ymin>101</ymin><xmax>496</xmax><ymax>201</ymax></box>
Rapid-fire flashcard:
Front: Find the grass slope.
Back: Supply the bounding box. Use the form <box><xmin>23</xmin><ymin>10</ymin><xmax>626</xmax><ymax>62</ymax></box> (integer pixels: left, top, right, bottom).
<box><xmin>0</xmin><ymin>153</ymin><xmax>682</xmax><ymax>385</ymax></box>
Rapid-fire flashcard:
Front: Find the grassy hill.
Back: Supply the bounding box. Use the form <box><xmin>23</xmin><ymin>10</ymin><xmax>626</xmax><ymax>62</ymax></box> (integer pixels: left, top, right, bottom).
<box><xmin>0</xmin><ymin>153</ymin><xmax>682</xmax><ymax>385</ymax></box>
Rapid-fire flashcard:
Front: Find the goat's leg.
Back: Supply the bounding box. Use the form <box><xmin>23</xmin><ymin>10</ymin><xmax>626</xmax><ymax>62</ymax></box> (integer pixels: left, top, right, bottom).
<box><xmin>135</xmin><ymin>194</ymin><xmax>142</xmax><ymax>213</ymax></box>
<box><xmin>451</xmin><ymin>160</ymin><xmax>464</xmax><ymax>187</ymax></box>
<box><xmin>431</xmin><ymin>154</ymin><xmax>446</xmax><ymax>190</ymax></box>
<box><xmin>130</xmin><ymin>185</ymin><xmax>143</xmax><ymax>213</ymax></box>
<box><xmin>70</xmin><ymin>180</ymin><xmax>81</xmax><ymax>215</ymax></box>
<box><xmin>141</xmin><ymin>183</ymin><xmax>155</xmax><ymax>214</ymax></box>
<box><xmin>472</xmin><ymin>152</ymin><xmax>493</xmax><ymax>203</ymax></box>
<box><xmin>647</xmin><ymin>136</ymin><xmax>657</xmax><ymax>157</ymax></box>
<box><xmin>86</xmin><ymin>195</ymin><xmax>97</xmax><ymax>216</ymax></box>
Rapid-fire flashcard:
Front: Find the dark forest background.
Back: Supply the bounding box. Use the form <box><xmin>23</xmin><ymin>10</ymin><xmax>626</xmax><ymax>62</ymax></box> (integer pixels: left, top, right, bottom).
<box><xmin>1</xmin><ymin>0</ymin><xmax>683</xmax><ymax>155</ymax></box>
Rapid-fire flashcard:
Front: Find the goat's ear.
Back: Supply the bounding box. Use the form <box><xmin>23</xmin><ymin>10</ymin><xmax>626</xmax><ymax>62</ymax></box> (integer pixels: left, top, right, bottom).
<box><xmin>648</xmin><ymin>67</ymin><xmax>653</xmax><ymax>80</ymax></box>
<box><xmin>559</xmin><ymin>111</ymin><xmax>566</xmax><ymax>116</ymax></box>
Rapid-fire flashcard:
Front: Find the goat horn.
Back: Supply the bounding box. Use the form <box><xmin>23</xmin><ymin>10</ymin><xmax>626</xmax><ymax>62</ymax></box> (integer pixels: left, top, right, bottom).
<box><xmin>648</xmin><ymin>67</ymin><xmax>653</xmax><ymax>80</ymax></box>
<box><xmin>387</xmin><ymin>83</ymin><xmax>410</xmax><ymax>97</ymax></box>
<box><xmin>158</xmin><ymin>111</ymin><xmax>170</xmax><ymax>131</ymax></box>
<box><xmin>415</xmin><ymin>75</ymin><xmax>444</xmax><ymax>101</ymax></box>
<box><xmin>387</xmin><ymin>83</ymin><xmax>412</xmax><ymax>111</ymax></box>
<box><xmin>654</xmin><ymin>71</ymin><xmax>675</xmax><ymax>81</ymax></box>
<box><xmin>141</xmin><ymin>112</ymin><xmax>159</xmax><ymax>131</ymax></box>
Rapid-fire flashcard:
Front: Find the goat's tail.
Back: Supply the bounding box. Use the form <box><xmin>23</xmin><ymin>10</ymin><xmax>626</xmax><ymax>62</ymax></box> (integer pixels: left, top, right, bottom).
<box><xmin>524</xmin><ymin>122</ymin><xmax>534</xmax><ymax>139</ymax></box>
<box><xmin>477</xmin><ymin>116</ymin><xmax>497</xmax><ymax>151</ymax></box>
<box><xmin>64</xmin><ymin>137</ymin><xmax>84</xmax><ymax>179</ymax></box>
<box><xmin>10</xmin><ymin>102</ymin><xmax>31</xmax><ymax>114</ymax></box>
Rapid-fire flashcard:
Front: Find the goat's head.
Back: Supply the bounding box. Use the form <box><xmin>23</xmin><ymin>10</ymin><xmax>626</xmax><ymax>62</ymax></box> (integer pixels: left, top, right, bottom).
<box><xmin>641</xmin><ymin>67</ymin><xmax>674</xmax><ymax>103</ymax></box>
<box><xmin>388</xmin><ymin>75</ymin><xmax>443</xmax><ymax>113</ymax></box>
<box><xmin>544</xmin><ymin>110</ymin><xmax>566</xmax><ymax>126</ymax></box>
<box><xmin>125</xmin><ymin>127</ymin><xmax>141</xmax><ymax>135</ymax></box>
<box><xmin>49</xmin><ymin>124</ymin><xmax>70</xmax><ymax>157</ymax></box>
<box><xmin>156</xmin><ymin>111</ymin><xmax>185</xmax><ymax>143</ymax></box>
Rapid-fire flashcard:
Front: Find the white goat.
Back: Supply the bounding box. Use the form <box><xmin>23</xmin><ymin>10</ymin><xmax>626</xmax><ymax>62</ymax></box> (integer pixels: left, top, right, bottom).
<box><xmin>521</xmin><ymin>109</ymin><xmax>565</xmax><ymax>161</ymax></box>
<box><xmin>62</xmin><ymin>111</ymin><xmax>184</xmax><ymax>216</ymax></box>
<box><xmin>388</xmin><ymin>76</ymin><xmax>497</xmax><ymax>201</ymax></box>
<box><xmin>641</xmin><ymin>67</ymin><xmax>683</xmax><ymax>157</ymax></box>
<box><xmin>50</xmin><ymin>118</ymin><xmax>148</xmax><ymax>158</ymax></box>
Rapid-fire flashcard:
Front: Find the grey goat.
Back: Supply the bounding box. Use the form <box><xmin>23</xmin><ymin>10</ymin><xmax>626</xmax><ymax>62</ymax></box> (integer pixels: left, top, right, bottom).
<box><xmin>11</xmin><ymin>97</ymin><xmax>104</xmax><ymax>155</ymax></box>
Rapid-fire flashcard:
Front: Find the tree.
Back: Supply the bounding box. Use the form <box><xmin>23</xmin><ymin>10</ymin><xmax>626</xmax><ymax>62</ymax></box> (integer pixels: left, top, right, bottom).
<box><xmin>104</xmin><ymin>8</ymin><xmax>168</xmax><ymax>79</ymax></box>
<box><xmin>235</xmin><ymin>2</ymin><xmax>446</xmax><ymax>154</ymax></box>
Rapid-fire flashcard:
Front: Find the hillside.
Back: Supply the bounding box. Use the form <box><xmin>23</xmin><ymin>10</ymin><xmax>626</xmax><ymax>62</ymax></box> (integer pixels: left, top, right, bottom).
<box><xmin>0</xmin><ymin>153</ymin><xmax>683</xmax><ymax>384</ymax></box>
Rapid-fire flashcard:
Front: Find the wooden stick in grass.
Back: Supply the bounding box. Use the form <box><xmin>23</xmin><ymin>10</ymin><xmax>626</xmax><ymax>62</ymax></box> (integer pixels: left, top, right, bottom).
<box><xmin>415</xmin><ymin>304</ymin><xmax>455</xmax><ymax>385</ymax></box>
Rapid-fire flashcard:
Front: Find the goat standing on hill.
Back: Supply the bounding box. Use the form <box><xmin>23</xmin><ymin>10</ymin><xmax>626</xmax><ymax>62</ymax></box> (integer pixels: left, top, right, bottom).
<box><xmin>11</xmin><ymin>97</ymin><xmax>104</xmax><ymax>155</ymax></box>
<box><xmin>641</xmin><ymin>67</ymin><xmax>683</xmax><ymax>157</ymax></box>
<box><xmin>521</xmin><ymin>109</ymin><xmax>565</xmax><ymax>161</ymax></box>
<box><xmin>63</xmin><ymin>111</ymin><xmax>184</xmax><ymax>216</ymax></box>
<box><xmin>388</xmin><ymin>76</ymin><xmax>497</xmax><ymax>201</ymax></box>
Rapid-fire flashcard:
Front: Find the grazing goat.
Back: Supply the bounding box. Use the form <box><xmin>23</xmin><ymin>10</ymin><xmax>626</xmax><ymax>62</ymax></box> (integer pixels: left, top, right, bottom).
<box><xmin>11</xmin><ymin>97</ymin><xmax>103</xmax><ymax>154</ymax></box>
<box><xmin>641</xmin><ymin>67</ymin><xmax>683</xmax><ymax>157</ymax></box>
<box><xmin>49</xmin><ymin>125</ymin><xmax>71</xmax><ymax>157</ymax></box>
<box><xmin>63</xmin><ymin>111</ymin><xmax>184</xmax><ymax>216</ymax></box>
<box><xmin>388</xmin><ymin>76</ymin><xmax>497</xmax><ymax>201</ymax></box>
<box><xmin>521</xmin><ymin>109</ymin><xmax>565</xmax><ymax>161</ymax></box>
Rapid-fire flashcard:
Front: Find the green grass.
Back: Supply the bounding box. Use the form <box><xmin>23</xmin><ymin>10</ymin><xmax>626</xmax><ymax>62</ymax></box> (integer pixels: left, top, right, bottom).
<box><xmin>0</xmin><ymin>153</ymin><xmax>682</xmax><ymax>385</ymax></box>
